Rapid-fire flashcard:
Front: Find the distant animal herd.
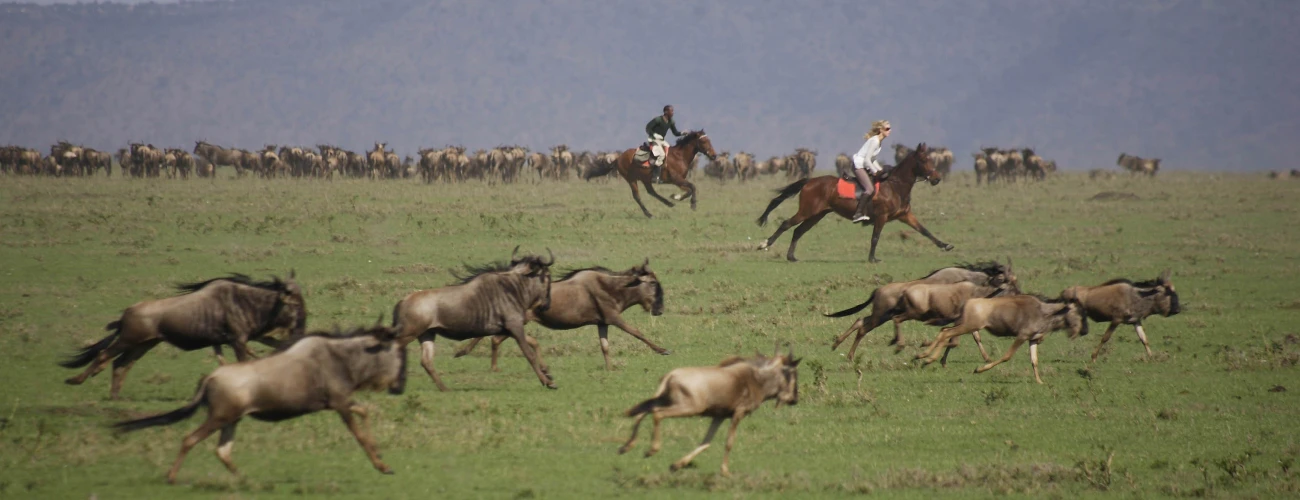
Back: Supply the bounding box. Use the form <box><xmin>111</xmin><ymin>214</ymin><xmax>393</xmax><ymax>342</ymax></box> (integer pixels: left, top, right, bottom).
<box><xmin>1</xmin><ymin>140</ymin><xmax>1179</xmax><ymax>183</ymax></box>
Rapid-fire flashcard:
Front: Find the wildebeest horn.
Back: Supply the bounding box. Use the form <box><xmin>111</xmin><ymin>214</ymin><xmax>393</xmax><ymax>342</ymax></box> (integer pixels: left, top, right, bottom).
<box><xmin>510</xmin><ymin>245</ymin><xmax>520</xmax><ymax>261</ymax></box>
<box><xmin>544</xmin><ymin>248</ymin><xmax>554</xmax><ymax>266</ymax></box>
<box><xmin>1159</xmin><ymin>269</ymin><xmax>1171</xmax><ymax>282</ymax></box>
<box><xmin>289</xmin><ymin>268</ymin><xmax>296</xmax><ymax>279</ymax></box>
<box><xmin>642</xmin><ymin>257</ymin><xmax>650</xmax><ymax>268</ymax></box>
<box><xmin>375</xmin><ymin>314</ymin><xmax>384</xmax><ymax>326</ymax></box>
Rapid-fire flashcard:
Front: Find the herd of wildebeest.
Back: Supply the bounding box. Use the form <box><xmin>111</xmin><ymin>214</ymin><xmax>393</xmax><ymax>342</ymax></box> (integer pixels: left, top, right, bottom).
<box><xmin>54</xmin><ymin>246</ymin><xmax>1181</xmax><ymax>480</ymax></box>
<box><xmin>1</xmin><ymin>139</ymin><xmax>1183</xmax><ymax>183</ymax></box>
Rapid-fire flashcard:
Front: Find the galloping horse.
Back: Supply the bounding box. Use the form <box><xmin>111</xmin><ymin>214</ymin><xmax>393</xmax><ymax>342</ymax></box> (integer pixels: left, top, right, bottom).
<box><xmin>756</xmin><ymin>143</ymin><xmax>953</xmax><ymax>262</ymax></box>
<box><xmin>615</xmin><ymin>130</ymin><xmax>718</xmax><ymax>218</ymax></box>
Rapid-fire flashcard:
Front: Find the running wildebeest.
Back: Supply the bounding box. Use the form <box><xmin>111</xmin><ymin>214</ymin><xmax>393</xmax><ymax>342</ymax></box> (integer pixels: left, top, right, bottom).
<box><xmin>883</xmin><ymin>278</ymin><xmax>1023</xmax><ymax>366</ymax></box>
<box><xmin>454</xmin><ymin>258</ymin><xmax>668</xmax><ymax>370</ymax></box>
<box><xmin>392</xmin><ymin>248</ymin><xmax>556</xmax><ymax>390</ymax></box>
<box><xmin>1060</xmin><ymin>270</ymin><xmax>1181</xmax><ymax>361</ymax></box>
<box><xmin>757</xmin><ymin>143</ymin><xmax>952</xmax><ymax>262</ymax></box>
<box><xmin>61</xmin><ymin>273</ymin><xmax>306</xmax><ymax>399</ymax></box>
<box><xmin>618</xmin><ymin>345</ymin><xmax>800</xmax><ymax>476</ymax></box>
<box><xmin>915</xmin><ymin>294</ymin><xmax>1089</xmax><ymax>383</ymax></box>
<box><xmin>113</xmin><ymin>322</ymin><xmax>408</xmax><ymax>483</ymax></box>
<box><xmin>827</xmin><ymin>261</ymin><xmax>1016</xmax><ymax>360</ymax></box>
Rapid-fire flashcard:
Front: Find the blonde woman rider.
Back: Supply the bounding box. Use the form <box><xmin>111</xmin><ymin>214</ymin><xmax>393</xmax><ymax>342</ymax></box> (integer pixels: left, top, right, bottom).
<box><xmin>850</xmin><ymin>120</ymin><xmax>891</xmax><ymax>222</ymax></box>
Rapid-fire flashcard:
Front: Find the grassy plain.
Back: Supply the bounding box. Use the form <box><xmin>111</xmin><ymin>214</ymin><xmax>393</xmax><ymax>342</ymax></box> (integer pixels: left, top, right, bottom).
<box><xmin>0</xmin><ymin>170</ymin><xmax>1297</xmax><ymax>498</ymax></box>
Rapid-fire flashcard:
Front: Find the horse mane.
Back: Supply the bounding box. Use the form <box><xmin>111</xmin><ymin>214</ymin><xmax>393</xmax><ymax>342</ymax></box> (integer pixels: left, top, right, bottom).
<box><xmin>452</xmin><ymin>255</ymin><xmax>550</xmax><ymax>284</ymax></box>
<box><xmin>674</xmin><ymin>130</ymin><xmax>705</xmax><ymax>147</ymax></box>
<box><xmin>175</xmin><ymin>273</ymin><xmax>286</xmax><ymax>295</ymax></box>
<box><xmin>274</xmin><ymin>325</ymin><xmax>383</xmax><ymax>353</ymax></box>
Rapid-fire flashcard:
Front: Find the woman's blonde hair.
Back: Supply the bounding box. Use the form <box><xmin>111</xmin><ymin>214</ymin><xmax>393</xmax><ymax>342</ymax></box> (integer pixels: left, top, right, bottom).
<box><xmin>865</xmin><ymin>120</ymin><xmax>891</xmax><ymax>140</ymax></box>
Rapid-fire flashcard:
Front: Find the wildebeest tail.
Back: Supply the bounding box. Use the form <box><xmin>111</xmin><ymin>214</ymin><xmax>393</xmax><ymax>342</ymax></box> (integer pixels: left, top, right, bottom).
<box><xmin>757</xmin><ymin>179</ymin><xmax>808</xmax><ymax>226</ymax></box>
<box><xmin>59</xmin><ymin>320</ymin><xmax>122</xmax><ymax>368</ymax></box>
<box><xmin>582</xmin><ymin>160</ymin><xmax>615</xmax><ymax>180</ymax></box>
<box><xmin>625</xmin><ymin>375</ymin><xmax>673</xmax><ymax>417</ymax></box>
<box><xmin>390</xmin><ymin>301</ymin><xmax>402</xmax><ymax>328</ymax></box>
<box><xmin>114</xmin><ymin>376</ymin><xmax>209</xmax><ymax>432</ymax></box>
<box><xmin>824</xmin><ymin>294</ymin><xmax>875</xmax><ymax>318</ymax></box>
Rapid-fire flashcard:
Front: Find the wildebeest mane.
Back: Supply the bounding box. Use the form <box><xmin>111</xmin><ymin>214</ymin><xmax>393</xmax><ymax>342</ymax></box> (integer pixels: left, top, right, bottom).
<box><xmin>1099</xmin><ymin>277</ymin><xmax>1162</xmax><ymax>288</ymax></box>
<box><xmin>452</xmin><ymin>254</ymin><xmax>549</xmax><ymax>284</ymax></box>
<box><xmin>274</xmin><ymin>325</ymin><xmax>381</xmax><ymax>353</ymax></box>
<box><xmin>1027</xmin><ymin>293</ymin><xmax>1069</xmax><ymax>304</ymax></box>
<box><xmin>557</xmin><ymin>266</ymin><xmax>616</xmax><ymax>282</ymax></box>
<box><xmin>175</xmin><ymin>273</ymin><xmax>286</xmax><ymax>294</ymax></box>
<box><xmin>918</xmin><ymin>261</ymin><xmax>1004</xmax><ymax>280</ymax></box>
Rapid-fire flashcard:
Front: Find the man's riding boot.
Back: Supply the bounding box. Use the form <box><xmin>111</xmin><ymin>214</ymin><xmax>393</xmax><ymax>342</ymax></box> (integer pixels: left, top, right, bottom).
<box><xmin>651</xmin><ymin>164</ymin><xmax>662</xmax><ymax>183</ymax></box>
<box><xmin>852</xmin><ymin>193</ymin><xmax>873</xmax><ymax>222</ymax></box>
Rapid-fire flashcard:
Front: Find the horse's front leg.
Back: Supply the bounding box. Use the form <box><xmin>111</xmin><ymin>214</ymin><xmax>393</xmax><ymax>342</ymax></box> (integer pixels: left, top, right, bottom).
<box><xmin>643</xmin><ymin>181</ymin><xmax>676</xmax><ymax>208</ymax></box>
<box><xmin>899</xmin><ymin>212</ymin><xmax>953</xmax><ymax>251</ymax></box>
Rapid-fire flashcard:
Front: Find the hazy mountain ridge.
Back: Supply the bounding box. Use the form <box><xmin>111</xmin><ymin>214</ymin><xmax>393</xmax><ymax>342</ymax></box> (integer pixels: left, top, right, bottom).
<box><xmin>0</xmin><ymin>0</ymin><xmax>1295</xmax><ymax>170</ymax></box>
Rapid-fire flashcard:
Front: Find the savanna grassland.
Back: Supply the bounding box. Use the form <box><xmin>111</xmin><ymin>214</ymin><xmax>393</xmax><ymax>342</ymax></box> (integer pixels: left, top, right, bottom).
<box><xmin>0</xmin><ymin>171</ymin><xmax>1297</xmax><ymax>499</ymax></box>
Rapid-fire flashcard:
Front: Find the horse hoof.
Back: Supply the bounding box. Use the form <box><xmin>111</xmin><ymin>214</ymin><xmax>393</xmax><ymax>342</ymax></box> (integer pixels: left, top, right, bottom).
<box><xmin>757</xmin><ymin>243</ymin><xmax>769</xmax><ymax>251</ymax></box>
<box><xmin>787</xmin><ymin>257</ymin><xmax>798</xmax><ymax>262</ymax></box>
<box><xmin>942</xmin><ymin>244</ymin><xmax>954</xmax><ymax>251</ymax></box>
<box><xmin>545</xmin><ymin>383</ymin><xmax>559</xmax><ymax>390</ymax></box>
<box><xmin>657</xmin><ymin>349</ymin><xmax>672</xmax><ymax>356</ymax></box>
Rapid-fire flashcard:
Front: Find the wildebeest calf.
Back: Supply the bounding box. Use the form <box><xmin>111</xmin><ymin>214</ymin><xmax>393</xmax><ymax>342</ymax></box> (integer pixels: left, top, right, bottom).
<box><xmin>113</xmin><ymin>323</ymin><xmax>408</xmax><ymax>483</ymax></box>
<box><xmin>454</xmin><ymin>259</ymin><xmax>667</xmax><ymax>370</ymax></box>
<box><xmin>618</xmin><ymin>347</ymin><xmax>800</xmax><ymax>476</ymax></box>
<box><xmin>1060</xmin><ymin>270</ymin><xmax>1181</xmax><ymax>361</ymax></box>
<box><xmin>62</xmin><ymin>273</ymin><xmax>306</xmax><ymax>399</ymax></box>
<box><xmin>916</xmin><ymin>295</ymin><xmax>1088</xmax><ymax>383</ymax></box>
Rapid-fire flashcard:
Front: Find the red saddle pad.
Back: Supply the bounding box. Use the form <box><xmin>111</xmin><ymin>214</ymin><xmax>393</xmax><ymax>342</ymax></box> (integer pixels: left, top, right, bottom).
<box><xmin>837</xmin><ymin>178</ymin><xmax>878</xmax><ymax>199</ymax></box>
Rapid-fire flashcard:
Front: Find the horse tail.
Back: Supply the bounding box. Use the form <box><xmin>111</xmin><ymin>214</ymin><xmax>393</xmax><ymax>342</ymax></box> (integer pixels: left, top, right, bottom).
<box><xmin>114</xmin><ymin>376</ymin><xmax>209</xmax><ymax>432</ymax></box>
<box><xmin>625</xmin><ymin>375</ymin><xmax>674</xmax><ymax>417</ymax></box>
<box><xmin>60</xmin><ymin>320</ymin><xmax>122</xmax><ymax>368</ymax></box>
<box><xmin>824</xmin><ymin>293</ymin><xmax>875</xmax><ymax>318</ymax></box>
<box><xmin>757</xmin><ymin>179</ymin><xmax>808</xmax><ymax>226</ymax></box>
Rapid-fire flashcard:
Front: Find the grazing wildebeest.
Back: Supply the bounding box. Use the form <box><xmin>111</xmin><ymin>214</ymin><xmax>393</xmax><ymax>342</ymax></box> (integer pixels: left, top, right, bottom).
<box><xmin>113</xmin><ymin>322</ymin><xmax>407</xmax><ymax>483</ymax></box>
<box><xmin>392</xmin><ymin>248</ymin><xmax>555</xmax><ymax>390</ymax></box>
<box><xmin>618</xmin><ymin>346</ymin><xmax>800</xmax><ymax>476</ymax></box>
<box><xmin>916</xmin><ymin>294</ymin><xmax>1089</xmax><ymax>383</ymax></box>
<box><xmin>827</xmin><ymin>261</ymin><xmax>1015</xmax><ymax>360</ymax></box>
<box><xmin>614</xmin><ymin>130</ymin><xmax>718</xmax><ymax>218</ymax></box>
<box><xmin>454</xmin><ymin>259</ymin><xmax>668</xmax><ymax>370</ymax></box>
<box><xmin>193</xmin><ymin>141</ymin><xmax>244</xmax><ymax>175</ymax></box>
<box><xmin>61</xmin><ymin>273</ymin><xmax>306</xmax><ymax>399</ymax></box>
<box><xmin>756</xmin><ymin>144</ymin><xmax>952</xmax><ymax>262</ymax></box>
<box><xmin>1060</xmin><ymin>270</ymin><xmax>1181</xmax><ymax>361</ymax></box>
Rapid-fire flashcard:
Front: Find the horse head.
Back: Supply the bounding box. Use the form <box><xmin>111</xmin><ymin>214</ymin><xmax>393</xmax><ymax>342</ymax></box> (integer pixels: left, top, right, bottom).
<box><xmin>677</xmin><ymin>130</ymin><xmax>717</xmax><ymax>161</ymax></box>
<box><xmin>910</xmin><ymin>143</ymin><xmax>941</xmax><ymax>185</ymax></box>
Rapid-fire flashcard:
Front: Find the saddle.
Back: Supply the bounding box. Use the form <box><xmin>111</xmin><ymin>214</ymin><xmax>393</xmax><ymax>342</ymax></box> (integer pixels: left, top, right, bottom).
<box><xmin>633</xmin><ymin>143</ymin><xmax>654</xmax><ymax>166</ymax></box>
<box><xmin>836</xmin><ymin>178</ymin><xmax>879</xmax><ymax>200</ymax></box>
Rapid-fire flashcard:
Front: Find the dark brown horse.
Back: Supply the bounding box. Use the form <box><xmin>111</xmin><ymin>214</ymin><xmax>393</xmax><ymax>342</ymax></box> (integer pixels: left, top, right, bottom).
<box><xmin>756</xmin><ymin>143</ymin><xmax>953</xmax><ymax>262</ymax></box>
<box><xmin>615</xmin><ymin>130</ymin><xmax>718</xmax><ymax>218</ymax></box>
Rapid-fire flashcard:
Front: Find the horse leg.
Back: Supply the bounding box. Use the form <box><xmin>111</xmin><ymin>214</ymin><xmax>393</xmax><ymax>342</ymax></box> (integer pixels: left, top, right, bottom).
<box><xmin>417</xmin><ymin>333</ymin><xmax>450</xmax><ymax>392</ymax></box>
<box><xmin>670</xmin><ymin>416</ymin><xmax>724</xmax><ymax>472</ymax></box>
<box><xmin>339</xmin><ymin>403</ymin><xmax>393</xmax><ymax>474</ymax></box>
<box><xmin>215</xmin><ymin>422</ymin><xmax>240</xmax><ymax>475</ymax></box>
<box><xmin>868</xmin><ymin>218</ymin><xmax>888</xmax><ymax>263</ymax></box>
<box><xmin>758</xmin><ymin>215</ymin><xmax>802</xmax><ymax>251</ymax></box>
<box><xmin>109</xmin><ymin>339</ymin><xmax>162</xmax><ymax>400</ymax></box>
<box><xmin>899</xmin><ymin>212</ymin><xmax>953</xmax><ymax>251</ymax></box>
<box><xmin>642</xmin><ymin>181</ymin><xmax>676</xmax><ymax>208</ymax></box>
<box><xmin>1090</xmin><ymin>322</ymin><xmax>1121</xmax><ymax>362</ymax></box>
<box><xmin>785</xmin><ymin>210</ymin><xmax>830</xmax><ymax>262</ymax></box>
<box><xmin>625</xmin><ymin>178</ymin><xmax>656</xmax><ymax>218</ymax></box>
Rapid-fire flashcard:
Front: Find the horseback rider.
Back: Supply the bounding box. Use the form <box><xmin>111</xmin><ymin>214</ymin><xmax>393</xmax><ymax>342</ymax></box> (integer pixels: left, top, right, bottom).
<box><xmin>645</xmin><ymin>105</ymin><xmax>685</xmax><ymax>183</ymax></box>
<box><xmin>850</xmin><ymin>120</ymin><xmax>891</xmax><ymax>222</ymax></box>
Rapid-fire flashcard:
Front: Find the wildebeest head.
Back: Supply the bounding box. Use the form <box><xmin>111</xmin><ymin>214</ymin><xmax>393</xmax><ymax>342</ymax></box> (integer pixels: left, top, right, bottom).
<box><xmin>630</xmin><ymin>258</ymin><xmax>664</xmax><ymax>316</ymax></box>
<box><xmin>767</xmin><ymin>344</ymin><xmax>802</xmax><ymax>407</ymax></box>
<box><xmin>1056</xmin><ymin>300</ymin><xmax>1090</xmax><ymax>339</ymax></box>
<box><xmin>508</xmin><ymin>246</ymin><xmax>555</xmax><ymax>312</ymax></box>
<box><xmin>275</xmin><ymin>270</ymin><xmax>308</xmax><ymax>336</ymax></box>
<box><xmin>1140</xmin><ymin>269</ymin><xmax>1181</xmax><ymax>317</ymax></box>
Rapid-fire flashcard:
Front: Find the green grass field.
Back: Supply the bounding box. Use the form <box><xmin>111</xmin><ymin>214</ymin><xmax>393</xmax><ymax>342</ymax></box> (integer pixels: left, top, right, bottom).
<box><xmin>1</xmin><ymin>171</ymin><xmax>1297</xmax><ymax>498</ymax></box>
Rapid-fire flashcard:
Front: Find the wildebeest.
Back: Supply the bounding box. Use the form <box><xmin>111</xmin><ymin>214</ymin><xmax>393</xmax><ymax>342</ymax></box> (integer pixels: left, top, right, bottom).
<box><xmin>193</xmin><ymin>141</ymin><xmax>244</xmax><ymax>175</ymax></box>
<box><xmin>113</xmin><ymin>322</ymin><xmax>407</xmax><ymax>483</ymax></box>
<box><xmin>392</xmin><ymin>248</ymin><xmax>555</xmax><ymax>390</ymax></box>
<box><xmin>973</xmin><ymin>153</ymin><xmax>992</xmax><ymax>185</ymax></box>
<box><xmin>883</xmin><ymin>278</ymin><xmax>1023</xmax><ymax>365</ymax></box>
<box><xmin>1060</xmin><ymin>270</ymin><xmax>1180</xmax><ymax>361</ymax></box>
<box><xmin>454</xmin><ymin>259</ymin><xmax>667</xmax><ymax>370</ymax></box>
<box><xmin>915</xmin><ymin>294</ymin><xmax>1089</xmax><ymax>383</ymax></box>
<box><xmin>617</xmin><ymin>346</ymin><xmax>800</xmax><ymax>476</ymax></box>
<box><xmin>1117</xmin><ymin>153</ymin><xmax>1160</xmax><ymax>177</ymax></box>
<box><xmin>61</xmin><ymin>273</ymin><xmax>307</xmax><ymax>399</ymax></box>
<box><xmin>827</xmin><ymin>261</ymin><xmax>1015</xmax><ymax>360</ymax></box>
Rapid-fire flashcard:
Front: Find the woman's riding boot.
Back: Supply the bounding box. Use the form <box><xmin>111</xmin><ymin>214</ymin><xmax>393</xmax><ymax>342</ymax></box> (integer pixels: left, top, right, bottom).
<box><xmin>852</xmin><ymin>193</ymin><xmax>872</xmax><ymax>222</ymax></box>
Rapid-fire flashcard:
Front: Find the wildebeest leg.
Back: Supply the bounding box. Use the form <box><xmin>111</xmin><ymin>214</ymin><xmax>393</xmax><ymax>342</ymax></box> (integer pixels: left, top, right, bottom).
<box><xmin>230</xmin><ymin>337</ymin><xmax>257</xmax><ymax>363</ymax></box>
<box><xmin>166</xmin><ymin>417</ymin><xmax>226</xmax><ymax>484</ymax></box>
<box><xmin>830</xmin><ymin>317</ymin><xmax>864</xmax><ymax>351</ymax></box>
<box><xmin>490</xmin><ymin>334</ymin><xmax>548</xmax><ymax>375</ymax></box>
<box><xmin>626</xmin><ymin>179</ymin><xmax>655</xmax><ymax>218</ymax></box>
<box><xmin>609</xmin><ymin>317</ymin><xmax>671</xmax><ymax>356</ymax></box>
<box><xmin>453</xmin><ymin>337</ymin><xmax>484</xmax><ymax>358</ymax></box>
<box><xmin>1090</xmin><ymin>322</ymin><xmax>1121</xmax><ymax>362</ymax></box>
<box><xmin>645</xmin><ymin>404</ymin><xmax>705</xmax><ymax>458</ymax></box>
<box><xmin>891</xmin><ymin>316</ymin><xmax>907</xmax><ymax>353</ymax></box>
<box><xmin>339</xmin><ymin>403</ymin><xmax>393</xmax><ymax>474</ymax></box>
<box><xmin>642</xmin><ymin>181</ymin><xmax>676</xmax><ymax>208</ymax></box>
<box><xmin>786</xmin><ymin>211</ymin><xmax>830</xmax><ymax>262</ymax></box>
<box><xmin>758</xmin><ymin>216</ymin><xmax>801</xmax><ymax>251</ymax></box>
<box><xmin>898</xmin><ymin>212</ymin><xmax>954</xmax><ymax>251</ymax></box>
<box><xmin>417</xmin><ymin>333</ymin><xmax>450</xmax><ymax>392</ymax></box>
<box><xmin>971</xmin><ymin>331</ymin><xmax>991</xmax><ymax>362</ymax></box>
<box><xmin>868</xmin><ymin>218</ymin><xmax>887</xmax><ymax>263</ymax></box>
<box><xmin>215</xmin><ymin>422</ymin><xmax>240</xmax><ymax>475</ymax></box>
<box><xmin>1028</xmin><ymin>341</ymin><xmax>1044</xmax><ymax>384</ymax></box>
<box><xmin>109</xmin><ymin>339</ymin><xmax>162</xmax><ymax>400</ymax></box>
<box><xmin>65</xmin><ymin>341</ymin><xmax>131</xmax><ymax>386</ymax></box>
<box><xmin>918</xmin><ymin>325</ymin><xmax>974</xmax><ymax>365</ymax></box>
<box><xmin>670</xmin><ymin>416</ymin><xmax>723</xmax><ymax>472</ymax></box>
<box><xmin>598</xmin><ymin>324</ymin><xmax>613</xmax><ymax>370</ymax></box>
<box><xmin>506</xmin><ymin>322</ymin><xmax>555</xmax><ymax>389</ymax></box>
<box><xmin>618</xmin><ymin>412</ymin><xmax>649</xmax><ymax>455</ymax></box>
<box><xmin>212</xmin><ymin>345</ymin><xmax>228</xmax><ymax>366</ymax></box>
<box><xmin>1134</xmin><ymin>323</ymin><xmax>1153</xmax><ymax>357</ymax></box>
<box><xmin>719</xmin><ymin>412</ymin><xmax>746</xmax><ymax>477</ymax></box>
<box><xmin>975</xmin><ymin>337</ymin><xmax>1027</xmax><ymax>376</ymax></box>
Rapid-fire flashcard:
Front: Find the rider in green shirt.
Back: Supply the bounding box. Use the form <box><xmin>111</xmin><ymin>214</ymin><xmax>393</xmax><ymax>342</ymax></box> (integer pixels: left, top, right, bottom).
<box><xmin>645</xmin><ymin>105</ymin><xmax>684</xmax><ymax>183</ymax></box>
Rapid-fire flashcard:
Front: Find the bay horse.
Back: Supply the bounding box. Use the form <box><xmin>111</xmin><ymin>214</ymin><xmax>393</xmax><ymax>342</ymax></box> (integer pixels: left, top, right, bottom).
<box><xmin>756</xmin><ymin>143</ymin><xmax>953</xmax><ymax>263</ymax></box>
<box><xmin>615</xmin><ymin>130</ymin><xmax>718</xmax><ymax>218</ymax></box>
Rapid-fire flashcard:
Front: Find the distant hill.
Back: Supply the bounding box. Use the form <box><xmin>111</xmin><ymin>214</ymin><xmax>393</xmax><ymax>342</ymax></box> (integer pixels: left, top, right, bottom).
<box><xmin>0</xmin><ymin>0</ymin><xmax>1295</xmax><ymax>170</ymax></box>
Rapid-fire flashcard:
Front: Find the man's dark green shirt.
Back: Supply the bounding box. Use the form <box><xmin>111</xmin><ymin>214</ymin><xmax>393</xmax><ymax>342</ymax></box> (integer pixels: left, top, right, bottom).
<box><xmin>645</xmin><ymin>115</ymin><xmax>683</xmax><ymax>138</ymax></box>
